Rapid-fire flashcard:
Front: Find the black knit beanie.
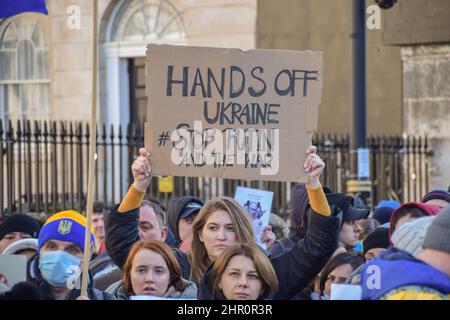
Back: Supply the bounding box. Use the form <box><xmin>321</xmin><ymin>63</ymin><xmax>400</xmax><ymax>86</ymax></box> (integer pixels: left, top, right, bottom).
<box><xmin>0</xmin><ymin>214</ymin><xmax>41</xmax><ymax>240</ymax></box>
<box><xmin>363</xmin><ymin>227</ymin><xmax>390</xmax><ymax>256</ymax></box>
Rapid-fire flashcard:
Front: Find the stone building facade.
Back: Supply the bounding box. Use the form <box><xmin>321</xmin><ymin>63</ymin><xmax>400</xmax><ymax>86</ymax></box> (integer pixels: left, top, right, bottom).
<box><xmin>0</xmin><ymin>0</ymin><xmax>448</xmax><ymax>191</ymax></box>
<box><xmin>257</xmin><ymin>0</ymin><xmax>449</xmax><ymax>190</ymax></box>
<box><xmin>383</xmin><ymin>0</ymin><xmax>450</xmax><ymax>190</ymax></box>
<box><xmin>0</xmin><ymin>0</ymin><xmax>257</xmax><ymax>125</ymax></box>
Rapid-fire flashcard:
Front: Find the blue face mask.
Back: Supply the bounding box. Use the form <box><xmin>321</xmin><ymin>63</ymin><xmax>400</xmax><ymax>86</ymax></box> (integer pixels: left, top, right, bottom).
<box><xmin>39</xmin><ymin>251</ymin><xmax>81</xmax><ymax>287</ymax></box>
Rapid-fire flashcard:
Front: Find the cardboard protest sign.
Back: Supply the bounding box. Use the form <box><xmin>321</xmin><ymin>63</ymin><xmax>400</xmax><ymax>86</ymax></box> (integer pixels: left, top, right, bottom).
<box><xmin>234</xmin><ymin>186</ymin><xmax>274</xmax><ymax>250</ymax></box>
<box><xmin>145</xmin><ymin>44</ymin><xmax>323</xmax><ymax>182</ymax></box>
<box><xmin>0</xmin><ymin>255</ymin><xmax>27</xmax><ymax>288</ymax></box>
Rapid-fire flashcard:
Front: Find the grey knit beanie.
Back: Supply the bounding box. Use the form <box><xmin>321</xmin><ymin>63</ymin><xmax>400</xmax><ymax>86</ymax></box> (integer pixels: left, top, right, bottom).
<box><xmin>391</xmin><ymin>216</ymin><xmax>434</xmax><ymax>257</ymax></box>
<box><xmin>422</xmin><ymin>204</ymin><xmax>450</xmax><ymax>254</ymax></box>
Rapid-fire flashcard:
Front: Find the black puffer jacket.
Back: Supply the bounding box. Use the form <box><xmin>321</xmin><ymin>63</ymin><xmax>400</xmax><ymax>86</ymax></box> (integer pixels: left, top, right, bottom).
<box><xmin>167</xmin><ymin>196</ymin><xmax>204</xmax><ymax>247</ymax></box>
<box><xmin>198</xmin><ymin>208</ymin><xmax>340</xmax><ymax>300</ymax></box>
<box><xmin>104</xmin><ymin>206</ymin><xmax>191</xmax><ymax>280</ymax></box>
<box><xmin>27</xmin><ymin>253</ymin><xmax>115</xmax><ymax>300</ymax></box>
<box><xmin>90</xmin><ymin>252</ymin><xmax>123</xmax><ymax>291</ymax></box>
<box><xmin>269</xmin><ymin>228</ymin><xmax>306</xmax><ymax>257</ymax></box>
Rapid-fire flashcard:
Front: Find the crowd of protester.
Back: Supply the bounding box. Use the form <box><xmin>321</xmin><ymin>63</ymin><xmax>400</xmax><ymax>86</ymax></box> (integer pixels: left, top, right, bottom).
<box><xmin>0</xmin><ymin>146</ymin><xmax>449</xmax><ymax>300</ymax></box>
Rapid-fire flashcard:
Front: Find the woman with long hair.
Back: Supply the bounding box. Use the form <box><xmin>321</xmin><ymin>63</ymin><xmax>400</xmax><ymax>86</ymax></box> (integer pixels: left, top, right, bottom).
<box><xmin>313</xmin><ymin>251</ymin><xmax>365</xmax><ymax>300</ymax></box>
<box><xmin>206</xmin><ymin>243</ymin><xmax>278</xmax><ymax>300</ymax></box>
<box><xmin>106</xmin><ymin>240</ymin><xmax>197</xmax><ymax>299</ymax></box>
<box><xmin>189</xmin><ymin>197</ymin><xmax>255</xmax><ymax>283</ymax></box>
<box><xmin>108</xmin><ymin>145</ymin><xmax>340</xmax><ymax>299</ymax></box>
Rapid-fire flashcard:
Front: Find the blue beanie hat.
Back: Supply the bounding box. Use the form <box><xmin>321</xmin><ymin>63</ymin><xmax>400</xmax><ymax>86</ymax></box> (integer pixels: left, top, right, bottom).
<box><xmin>421</xmin><ymin>189</ymin><xmax>450</xmax><ymax>204</ymax></box>
<box><xmin>377</xmin><ymin>200</ymin><xmax>400</xmax><ymax>209</ymax></box>
<box><xmin>38</xmin><ymin>210</ymin><xmax>94</xmax><ymax>253</ymax></box>
<box><xmin>373</xmin><ymin>206</ymin><xmax>395</xmax><ymax>225</ymax></box>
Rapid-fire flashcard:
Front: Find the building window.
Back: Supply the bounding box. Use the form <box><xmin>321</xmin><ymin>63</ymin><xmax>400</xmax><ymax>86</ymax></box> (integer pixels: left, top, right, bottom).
<box><xmin>112</xmin><ymin>0</ymin><xmax>184</xmax><ymax>42</ymax></box>
<box><xmin>0</xmin><ymin>15</ymin><xmax>50</xmax><ymax>122</ymax></box>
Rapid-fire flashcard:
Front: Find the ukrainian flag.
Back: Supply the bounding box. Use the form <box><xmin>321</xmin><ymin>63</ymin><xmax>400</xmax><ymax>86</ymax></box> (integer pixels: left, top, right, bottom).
<box><xmin>0</xmin><ymin>0</ymin><xmax>48</xmax><ymax>18</ymax></box>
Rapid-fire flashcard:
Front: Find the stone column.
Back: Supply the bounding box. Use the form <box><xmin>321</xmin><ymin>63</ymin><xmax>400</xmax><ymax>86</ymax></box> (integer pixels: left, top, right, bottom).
<box><xmin>401</xmin><ymin>45</ymin><xmax>450</xmax><ymax>191</ymax></box>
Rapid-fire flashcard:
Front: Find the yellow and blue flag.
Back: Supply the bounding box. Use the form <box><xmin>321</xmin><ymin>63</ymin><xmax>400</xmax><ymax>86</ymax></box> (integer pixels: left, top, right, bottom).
<box><xmin>0</xmin><ymin>0</ymin><xmax>48</xmax><ymax>18</ymax></box>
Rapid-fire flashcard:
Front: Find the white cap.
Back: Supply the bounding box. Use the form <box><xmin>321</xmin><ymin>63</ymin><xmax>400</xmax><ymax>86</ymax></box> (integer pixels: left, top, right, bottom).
<box><xmin>2</xmin><ymin>238</ymin><xmax>39</xmax><ymax>255</ymax></box>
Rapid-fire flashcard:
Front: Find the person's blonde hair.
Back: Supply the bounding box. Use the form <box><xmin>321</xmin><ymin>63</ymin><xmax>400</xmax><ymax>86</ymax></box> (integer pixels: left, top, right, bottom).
<box><xmin>209</xmin><ymin>243</ymin><xmax>278</xmax><ymax>300</ymax></box>
<box><xmin>190</xmin><ymin>196</ymin><xmax>254</xmax><ymax>283</ymax></box>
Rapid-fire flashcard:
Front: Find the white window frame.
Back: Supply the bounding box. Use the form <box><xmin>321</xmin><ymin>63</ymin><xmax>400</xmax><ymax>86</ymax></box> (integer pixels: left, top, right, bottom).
<box><xmin>0</xmin><ymin>14</ymin><xmax>51</xmax><ymax>123</ymax></box>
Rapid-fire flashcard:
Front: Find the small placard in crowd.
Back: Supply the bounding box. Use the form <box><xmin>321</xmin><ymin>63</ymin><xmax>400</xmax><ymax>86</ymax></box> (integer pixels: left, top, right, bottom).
<box><xmin>234</xmin><ymin>186</ymin><xmax>274</xmax><ymax>249</ymax></box>
<box><xmin>0</xmin><ymin>255</ymin><xmax>27</xmax><ymax>289</ymax></box>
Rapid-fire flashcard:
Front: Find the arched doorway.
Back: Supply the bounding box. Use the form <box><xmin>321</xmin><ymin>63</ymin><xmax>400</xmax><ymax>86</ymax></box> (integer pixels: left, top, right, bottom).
<box><xmin>101</xmin><ymin>0</ymin><xmax>185</xmax><ymax>128</ymax></box>
<box><xmin>100</xmin><ymin>0</ymin><xmax>185</xmax><ymax>200</ymax></box>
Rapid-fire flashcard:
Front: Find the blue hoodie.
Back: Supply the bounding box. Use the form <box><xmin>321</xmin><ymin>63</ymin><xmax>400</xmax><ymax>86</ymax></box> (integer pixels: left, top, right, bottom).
<box><xmin>360</xmin><ymin>248</ymin><xmax>450</xmax><ymax>300</ymax></box>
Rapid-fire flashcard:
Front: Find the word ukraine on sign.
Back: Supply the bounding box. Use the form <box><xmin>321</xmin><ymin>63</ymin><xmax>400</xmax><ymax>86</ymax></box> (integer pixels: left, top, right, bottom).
<box><xmin>145</xmin><ymin>44</ymin><xmax>323</xmax><ymax>182</ymax></box>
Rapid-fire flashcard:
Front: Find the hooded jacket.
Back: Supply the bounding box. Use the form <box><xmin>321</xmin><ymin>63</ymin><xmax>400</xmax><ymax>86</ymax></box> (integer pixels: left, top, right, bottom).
<box><xmin>360</xmin><ymin>248</ymin><xmax>450</xmax><ymax>300</ymax></box>
<box><xmin>269</xmin><ymin>187</ymin><xmax>352</xmax><ymax>259</ymax></box>
<box><xmin>26</xmin><ymin>253</ymin><xmax>115</xmax><ymax>300</ymax></box>
<box><xmin>198</xmin><ymin>207</ymin><xmax>340</xmax><ymax>300</ymax></box>
<box><xmin>288</xmin><ymin>184</ymin><xmax>309</xmax><ymax>236</ymax></box>
<box><xmin>104</xmin><ymin>205</ymin><xmax>191</xmax><ymax>280</ymax></box>
<box><xmin>268</xmin><ymin>184</ymin><xmax>309</xmax><ymax>258</ymax></box>
<box><xmin>106</xmin><ymin>278</ymin><xmax>197</xmax><ymax>300</ymax></box>
<box><xmin>167</xmin><ymin>196</ymin><xmax>204</xmax><ymax>247</ymax></box>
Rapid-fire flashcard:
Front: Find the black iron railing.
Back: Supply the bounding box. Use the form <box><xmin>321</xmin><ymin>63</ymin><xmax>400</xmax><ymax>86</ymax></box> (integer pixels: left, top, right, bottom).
<box><xmin>0</xmin><ymin>120</ymin><xmax>431</xmax><ymax>218</ymax></box>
